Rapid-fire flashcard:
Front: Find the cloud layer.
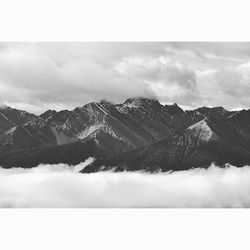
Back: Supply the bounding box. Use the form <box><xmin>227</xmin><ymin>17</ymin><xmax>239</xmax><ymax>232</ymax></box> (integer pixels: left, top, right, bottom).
<box><xmin>1</xmin><ymin>161</ymin><xmax>250</xmax><ymax>208</ymax></box>
<box><xmin>1</xmin><ymin>42</ymin><xmax>250</xmax><ymax>113</ymax></box>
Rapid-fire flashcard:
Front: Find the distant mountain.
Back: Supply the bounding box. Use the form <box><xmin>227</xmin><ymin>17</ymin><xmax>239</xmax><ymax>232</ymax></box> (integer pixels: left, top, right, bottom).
<box><xmin>1</xmin><ymin>98</ymin><xmax>250</xmax><ymax>171</ymax></box>
<box><xmin>0</xmin><ymin>98</ymin><xmax>176</xmax><ymax>153</ymax></box>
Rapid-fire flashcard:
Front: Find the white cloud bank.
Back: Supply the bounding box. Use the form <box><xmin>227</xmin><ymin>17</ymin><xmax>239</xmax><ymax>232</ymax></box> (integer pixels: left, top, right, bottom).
<box><xmin>1</xmin><ymin>160</ymin><xmax>250</xmax><ymax>208</ymax></box>
<box><xmin>2</xmin><ymin>42</ymin><xmax>250</xmax><ymax>113</ymax></box>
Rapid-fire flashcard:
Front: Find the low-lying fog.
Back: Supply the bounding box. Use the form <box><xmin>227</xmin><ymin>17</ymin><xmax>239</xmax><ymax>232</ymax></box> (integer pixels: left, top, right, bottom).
<box><xmin>0</xmin><ymin>158</ymin><xmax>249</xmax><ymax>208</ymax></box>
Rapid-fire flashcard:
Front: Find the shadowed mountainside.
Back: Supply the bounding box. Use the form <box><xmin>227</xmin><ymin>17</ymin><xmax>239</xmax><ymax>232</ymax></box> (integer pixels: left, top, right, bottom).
<box><xmin>0</xmin><ymin>98</ymin><xmax>250</xmax><ymax>171</ymax></box>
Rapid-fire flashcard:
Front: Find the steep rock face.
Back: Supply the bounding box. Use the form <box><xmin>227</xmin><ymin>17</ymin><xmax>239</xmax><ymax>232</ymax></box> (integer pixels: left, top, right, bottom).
<box><xmin>0</xmin><ymin>107</ymin><xmax>38</xmax><ymax>151</ymax></box>
<box><xmin>84</xmin><ymin>118</ymin><xmax>250</xmax><ymax>173</ymax></box>
<box><xmin>0</xmin><ymin>140</ymin><xmax>105</xmax><ymax>168</ymax></box>
<box><xmin>0</xmin><ymin>106</ymin><xmax>36</xmax><ymax>126</ymax></box>
<box><xmin>0</xmin><ymin>98</ymin><xmax>177</xmax><ymax>154</ymax></box>
<box><xmin>115</xmin><ymin>98</ymin><xmax>173</xmax><ymax>141</ymax></box>
<box><xmin>225</xmin><ymin>109</ymin><xmax>250</xmax><ymax>143</ymax></box>
<box><xmin>0</xmin><ymin>106</ymin><xmax>36</xmax><ymax>135</ymax></box>
<box><xmin>1</xmin><ymin>124</ymin><xmax>57</xmax><ymax>149</ymax></box>
<box><xmin>1</xmin><ymin>98</ymin><xmax>250</xmax><ymax>171</ymax></box>
<box><xmin>39</xmin><ymin>109</ymin><xmax>57</xmax><ymax>120</ymax></box>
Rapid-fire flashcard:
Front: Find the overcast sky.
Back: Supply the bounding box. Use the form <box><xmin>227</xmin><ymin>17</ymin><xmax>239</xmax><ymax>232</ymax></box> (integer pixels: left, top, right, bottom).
<box><xmin>0</xmin><ymin>42</ymin><xmax>250</xmax><ymax>114</ymax></box>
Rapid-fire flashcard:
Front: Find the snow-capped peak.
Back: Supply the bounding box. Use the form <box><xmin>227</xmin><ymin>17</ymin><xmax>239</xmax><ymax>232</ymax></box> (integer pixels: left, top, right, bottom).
<box><xmin>123</xmin><ymin>99</ymin><xmax>143</xmax><ymax>109</ymax></box>
<box><xmin>123</xmin><ymin>97</ymin><xmax>159</xmax><ymax>109</ymax></box>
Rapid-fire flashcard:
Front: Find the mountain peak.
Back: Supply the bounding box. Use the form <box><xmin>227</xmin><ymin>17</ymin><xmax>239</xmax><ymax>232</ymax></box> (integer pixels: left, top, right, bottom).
<box><xmin>124</xmin><ymin>97</ymin><xmax>159</xmax><ymax>102</ymax></box>
<box><xmin>123</xmin><ymin>97</ymin><xmax>160</xmax><ymax>107</ymax></box>
<box><xmin>40</xmin><ymin>109</ymin><xmax>57</xmax><ymax>120</ymax></box>
<box><xmin>164</xmin><ymin>103</ymin><xmax>184</xmax><ymax>115</ymax></box>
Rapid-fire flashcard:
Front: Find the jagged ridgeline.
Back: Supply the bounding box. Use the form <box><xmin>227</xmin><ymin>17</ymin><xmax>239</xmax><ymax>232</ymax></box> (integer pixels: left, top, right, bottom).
<box><xmin>0</xmin><ymin>98</ymin><xmax>250</xmax><ymax>172</ymax></box>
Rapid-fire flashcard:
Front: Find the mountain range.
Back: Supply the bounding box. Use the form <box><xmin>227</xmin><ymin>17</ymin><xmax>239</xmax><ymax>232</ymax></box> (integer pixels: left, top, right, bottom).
<box><xmin>0</xmin><ymin>98</ymin><xmax>250</xmax><ymax>172</ymax></box>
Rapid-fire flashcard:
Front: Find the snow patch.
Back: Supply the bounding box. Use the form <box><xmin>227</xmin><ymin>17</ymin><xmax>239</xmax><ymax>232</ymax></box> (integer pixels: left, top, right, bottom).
<box><xmin>124</xmin><ymin>103</ymin><xmax>140</xmax><ymax>109</ymax></box>
<box><xmin>95</xmin><ymin>103</ymin><xmax>108</xmax><ymax>115</ymax></box>
<box><xmin>27</xmin><ymin>117</ymin><xmax>46</xmax><ymax>128</ymax></box>
<box><xmin>227</xmin><ymin>111</ymin><xmax>240</xmax><ymax>119</ymax></box>
<box><xmin>78</xmin><ymin>124</ymin><xmax>103</xmax><ymax>139</ymax></box>
<box><xmin>0</xmin><ymin>112</ymin><xmax>16</xmax><ymax>125</ymax></box>
<box><xmin>19</xmin><ymin>111</ymin><xmax>27</xmax><ymax>117</ymax></box>
<box><xmin>103</xmin><ymin>126</ymin><xmax>126</xmax><ymax>142</ymax></box>
<box><xmin>4</xmin><ymin>126</ymin><xmax>17</xmax><ymax>135</ymax></box>
<box><xmin>116</xmin><ymin>106</ymin><xmax>131</xmax><ymax>115</ymax></box>
<box><xmin>188</xmin><ymin>119</ymin><xmax>213</xmax><ymax>141</ymax></box>
<box><xmin>51</xmin><ymin>127</ymin><xmax>76</xmax><ymax>145</ymax></box>
<box><xmin>123</xmin><ymin>99</ymin><xmax>143</xmax><ymax>109</ymax></box>
<box><xmin>116</xmin><ymin>99</ymin><xmax>143</xmax><ymax>114</ymax></box>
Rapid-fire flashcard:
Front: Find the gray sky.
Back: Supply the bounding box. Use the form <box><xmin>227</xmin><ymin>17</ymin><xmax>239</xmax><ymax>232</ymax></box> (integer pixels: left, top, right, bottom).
<box><xmin>0</xmin><ymin>42</ymin><xmax>250</xmax><ymax>114</ymax></box>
